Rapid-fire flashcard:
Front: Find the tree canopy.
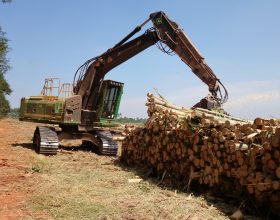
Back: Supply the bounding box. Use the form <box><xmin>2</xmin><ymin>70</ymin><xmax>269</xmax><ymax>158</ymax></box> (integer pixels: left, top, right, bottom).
<box><xmin>0</xmin><ymin>26</ymin><xmax>11</xmax><ymax>118</ymax></box>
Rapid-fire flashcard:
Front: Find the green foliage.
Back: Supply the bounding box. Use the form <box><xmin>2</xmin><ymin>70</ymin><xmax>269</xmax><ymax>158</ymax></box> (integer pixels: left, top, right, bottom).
<box><xmin>8</xmin><ymin>107</ymin><xmax>19</xmax><ymax>118</ymax></box>
<box><xmin>0</xmin><ymin>72</ymin><xmax>11</xmax><ymax>94</ymax></box>
<box><xmin>0</xmin><ymin>26</ymin><xmax>11</xmax><ymax>118</ymax></box>
<box><xmin>0</xmin><ymin>92</ymin><xmax>10</xmax><ymax>118</ymax></box>
<box><xmin>116</xmin><ymin>114</ymin><xmax>146</xmax><ymax>124</ymax></box>
<box><xmin>0</xmin><ymin>27</ymin><xmax>10</xmax><ymax>75</ymax></box>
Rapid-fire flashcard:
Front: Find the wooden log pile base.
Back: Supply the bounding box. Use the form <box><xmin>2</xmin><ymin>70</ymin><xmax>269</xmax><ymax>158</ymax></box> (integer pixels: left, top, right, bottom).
<box><xmin>121</xmin><ymin>93</ymin><xmax>280</xmax><ymax>212</ymax></box>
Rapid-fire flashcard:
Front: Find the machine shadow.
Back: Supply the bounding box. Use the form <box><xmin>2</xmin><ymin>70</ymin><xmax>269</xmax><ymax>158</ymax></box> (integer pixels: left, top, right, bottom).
<box><xmin>11</xmin><ymin>142</ymin><xmax>34</xmax><ymax>151</ymax></box>
<box><xmin>59</xmin><ymin>142</ymin><xmax>99</xmax><ymax>154</ymax></box>
<box><xmin>11</xmin><ymin>140</ymin><xmax>102</xmax><ymax>155</ymax></box>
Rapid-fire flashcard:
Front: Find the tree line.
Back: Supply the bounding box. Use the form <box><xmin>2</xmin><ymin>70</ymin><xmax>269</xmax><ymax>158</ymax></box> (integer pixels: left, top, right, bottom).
<box><xmin>115</xmin><ymin>116</ymin><xmax>146</xmax><ymax>124</ymax></box>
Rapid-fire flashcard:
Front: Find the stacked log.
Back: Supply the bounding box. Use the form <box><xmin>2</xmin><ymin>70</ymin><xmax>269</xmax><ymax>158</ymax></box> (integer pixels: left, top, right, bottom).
<box><xmin>121</xmin><ymin>93</ymin><xmax>280</xmax><ymax>211</ymax></box>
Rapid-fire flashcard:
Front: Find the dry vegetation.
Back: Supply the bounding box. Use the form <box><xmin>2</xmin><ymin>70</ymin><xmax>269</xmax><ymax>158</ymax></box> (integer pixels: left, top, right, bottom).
<box><xmin>28</xmin><ymin>151</ymin><xmax>228</xmax><ymax>219</ymax></box>
<box><xmin>0</xmin><ymin>118</ymin><xmax>262</xmax><ymax>219</ymax></box>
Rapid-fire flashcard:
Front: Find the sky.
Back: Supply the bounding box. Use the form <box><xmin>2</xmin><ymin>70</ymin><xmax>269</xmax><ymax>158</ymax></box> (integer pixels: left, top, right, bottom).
<box><xmin>1</xmin><ymin>0</ymin><xmax>279</xmax><ymax>119</ymax></box>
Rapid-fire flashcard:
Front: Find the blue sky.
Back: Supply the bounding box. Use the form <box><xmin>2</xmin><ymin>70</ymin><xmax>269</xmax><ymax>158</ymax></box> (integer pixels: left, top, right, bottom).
<box><xmin>1</xmin><ymin>0</ymin><xmax>279</xmax><ymax>119</ymax></box>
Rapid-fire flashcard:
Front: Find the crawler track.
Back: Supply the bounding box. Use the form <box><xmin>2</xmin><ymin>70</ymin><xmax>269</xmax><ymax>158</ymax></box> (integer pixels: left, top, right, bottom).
<box><xmin>95</xmin><ymin>130</ymin><xmax>118</xmax><ymax>156</ymax></box>
<box><xmin>33</xmin><ymin>126</ymin><xmax>59</xmax><ymax>155</ymax></box>
<box><xmin>32</xmin><ymin>126</ymin><xmax>117</xmax><ymax>156</ymax></box>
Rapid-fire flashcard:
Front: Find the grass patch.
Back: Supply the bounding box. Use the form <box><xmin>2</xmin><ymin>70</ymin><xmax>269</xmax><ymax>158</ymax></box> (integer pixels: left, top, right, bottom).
<box><xmin>32</xmin><ymin>194</ymin><xmax>110</xmax><ymax>219</ymax></box>
<box><xmin>28</xmin><ymin>156</ymin><xmax>52</xmax><ymax>174</ymax></box>
<box><xmin>30</xmin><ymin>164</ymin><xmax>43</xmax><ymax>173</ymax></box>
<box><xmin>26</xmin><ymin>151</ymin><xmax>229</xmax><ymax>219</ymax></box>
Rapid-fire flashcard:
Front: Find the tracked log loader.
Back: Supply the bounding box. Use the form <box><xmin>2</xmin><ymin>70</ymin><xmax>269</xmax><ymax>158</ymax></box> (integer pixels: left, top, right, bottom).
<box><xmin>19</xmin><ymin>11</ymin><xmax>228</xmax><ymax>155</ymax></box>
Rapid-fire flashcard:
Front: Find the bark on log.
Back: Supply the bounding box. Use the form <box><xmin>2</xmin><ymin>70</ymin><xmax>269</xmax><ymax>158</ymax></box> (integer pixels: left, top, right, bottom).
<box><xmin>121</xmin><ymin>93</ymin><xmax>280</xmax><ymax>214</ymax></box>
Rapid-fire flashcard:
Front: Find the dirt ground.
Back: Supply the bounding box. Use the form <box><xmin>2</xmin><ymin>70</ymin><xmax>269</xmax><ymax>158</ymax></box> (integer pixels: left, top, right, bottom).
<box><xmin>0</xmin><ymin>118</ymin><xmax>47</xmax><ymax>219</ymax></box>
<box><xmin>0</xmin><ymin>118</ymin><xmax>261</xmax><ymax>220</ymax></box>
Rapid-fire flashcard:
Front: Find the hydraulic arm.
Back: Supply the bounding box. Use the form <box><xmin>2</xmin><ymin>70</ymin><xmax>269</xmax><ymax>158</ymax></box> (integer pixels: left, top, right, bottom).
<box><xmin>19</xmin><ymin>11</ymin><xmax>229</xmax><ymax>156</ymax></box>
<box><xmin>74</xmin><ymin>11</ymin><xmax>228</xmax><ymax>127</ymax></box>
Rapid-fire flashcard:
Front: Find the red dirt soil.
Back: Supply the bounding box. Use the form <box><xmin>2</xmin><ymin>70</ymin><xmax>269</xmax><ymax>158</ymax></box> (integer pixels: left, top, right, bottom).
<box><xmin>0</xmin><ymin>118</ymin><xmax>45</xmax><ymax>219</ymax></box>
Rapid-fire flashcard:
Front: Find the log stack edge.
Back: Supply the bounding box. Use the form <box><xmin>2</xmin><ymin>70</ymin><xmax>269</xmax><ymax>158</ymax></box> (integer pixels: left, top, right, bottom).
<box><xmin>121</xmin><ymin>93</ymin><xmax>280</xmax><ymax>212</ymax></box>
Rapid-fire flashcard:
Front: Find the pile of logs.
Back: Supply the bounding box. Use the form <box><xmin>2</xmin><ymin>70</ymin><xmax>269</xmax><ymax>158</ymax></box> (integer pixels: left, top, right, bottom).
<box><xmin>121</xmin><ymin>93</ymin><xmax>280</xmax><ymax>211</ymax></box>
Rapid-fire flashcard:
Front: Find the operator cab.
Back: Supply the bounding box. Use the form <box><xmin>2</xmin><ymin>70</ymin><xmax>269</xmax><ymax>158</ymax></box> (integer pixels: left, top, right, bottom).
<box><xmin>97</xmin><ymin>80</ymin><xmax>124</xmax><ymax>123</ymax></box>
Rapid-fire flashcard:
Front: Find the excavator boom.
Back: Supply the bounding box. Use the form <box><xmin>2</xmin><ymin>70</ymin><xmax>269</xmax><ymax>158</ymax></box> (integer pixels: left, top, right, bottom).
<box><xmin>74</xmin><ymin>11</ymin><xmax>228</xmax><ymax>127</ymax></box>
<box><xmin>150</xmin><ymin>12</ymin><xmax>227</xmax><ymax>100</ymax></box>
<box><xmin>75</xmin><ymin>30</ymin><xmax>159</xmax><ymax>110</ymax></box>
